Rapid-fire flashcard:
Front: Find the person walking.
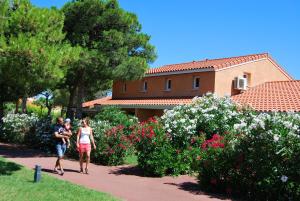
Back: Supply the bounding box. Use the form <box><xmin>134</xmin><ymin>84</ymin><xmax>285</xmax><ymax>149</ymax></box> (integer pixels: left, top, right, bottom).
<box><xmin>76</xmin><ymin>118</ymin><xmax>96</xmax><ymax>174</ymax></box>
<box><xmin>53</xmin><ymin>117</ymin><xmax>72</xmax><ymax>175</ymax></box>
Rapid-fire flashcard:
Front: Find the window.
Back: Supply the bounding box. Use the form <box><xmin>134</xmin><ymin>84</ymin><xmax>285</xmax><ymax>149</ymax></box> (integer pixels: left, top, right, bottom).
<box><xmin>165</xmin><ymin>79</ymin><xmax>172</xmax><ymax>91</ymax></box>
<box><xmin>143</xmin><ymin>81</ymin><xmax>148</xmax><ymax>91</ymax></box>
<box><xmin>122</xmin><ymin>83</ymin><xmax>127</xmax><ymax>93</ymax></box>
<box><xmin>193</xmin><ymin>77</ymin><xmax>200</xmax><ymax>89</ymax></box>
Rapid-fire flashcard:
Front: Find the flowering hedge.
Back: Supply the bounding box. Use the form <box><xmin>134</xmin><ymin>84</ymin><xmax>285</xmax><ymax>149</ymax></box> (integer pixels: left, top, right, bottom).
<box><xmin>68</xmin><ymin>110</ymin><xmax>137</xmax><ymax>166</ymax></box>
<box><xmin>133</xmin><ymin>118</ymin><xmax>174</xmax><ymax>176</ymax></box>
<box><xmin>162</xmin><ymin>93</ymin><xmax>247</xmax><ymax>146</ymax></box>
<box><xmin>198</xmin><ymin>112</ymin><xmax>300</xmax><ymax>200</ymax></box>
<box><xmin>93</xmin><ymin>125</ymin><xmax>134</xmax><ymax>165</ymax></box>
<box><xmin>0</xmin><ymin>113</ymin><xmax>38</xmax><ymax>143</ymax></box>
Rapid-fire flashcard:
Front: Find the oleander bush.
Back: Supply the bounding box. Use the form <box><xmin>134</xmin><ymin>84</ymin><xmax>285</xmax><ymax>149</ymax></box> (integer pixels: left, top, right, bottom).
<box><xmin>157</xmin><ymin>93</ymin><xmax>249</xmax><ymax>174</ymax></box>
<box><xmin>132</xmin><ymin>118</ymin><xmax>174</xmax><ymax>176</ymax></box>
<box><xmin>32</xmin><ymin>116</ymin><xmax>55</xmax><ymax>152</ymax></box>
<box><xmin>0</xmin><ymin>113</ymin><xmax>38</xmax><ymax>143</ymax></box>
<box><xmin>197</xmin><ymin>112</ymin><xmax>300</xmax><ymax>200</ymax></box>
<box><xmin>94</xmin><ymin>125</ymin><xmax>133</xmax><ymax>165</ymax></box>
<box><xmin>68</xmin><ymin>107</ymin><xmax>137</xmax><ymax>165</ymax></box>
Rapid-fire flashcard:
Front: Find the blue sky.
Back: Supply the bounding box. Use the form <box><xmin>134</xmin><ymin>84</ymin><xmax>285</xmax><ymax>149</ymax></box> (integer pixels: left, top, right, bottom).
<box><xmin>32</xmin><ymin>0</ymin><xmax>300</xmax><ymax>79</ymax></box>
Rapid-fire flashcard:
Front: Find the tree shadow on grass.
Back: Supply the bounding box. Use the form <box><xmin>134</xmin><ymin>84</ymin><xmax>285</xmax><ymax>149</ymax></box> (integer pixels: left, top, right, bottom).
<box><xmin>0</xmin><ymin>160</ymin><xmax>22</xmax><ymax>176</ymax></box>
<box><xmin>164</xmin><ymin>182</ymin><xmax>241</xmax><ymax>201</ymax></box>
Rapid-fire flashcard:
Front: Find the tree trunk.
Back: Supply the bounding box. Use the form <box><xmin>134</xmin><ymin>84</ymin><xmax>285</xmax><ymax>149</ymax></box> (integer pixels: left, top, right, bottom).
<box><xmin>47</xmin><ymin>105</ymin><xmax>52</xmax><ymax>116</ymax></box>
<box><xmin>15</xmin><ymin>99</ymin><xmax>19</xmax><ymax>114</ymax></box>
<box><xmin>60</xmin><ymin>106</ymin><xmax>64</xmax><ymax>117</ymax></box>
<box><xmin>45</xmin><ymin>95</ymin><xmax>52</xmax><ymax>116</ymax></box>
<box><xmin>21</xmin><ymin>96</ymin><xmax>27</xmax><ymax>113</ymax></box>
<box><xmin>0</xmin><ymin>101</ymin><xmax>4</xmax><ymax>124</ymax></box>
<box><xmin>66</xmin><ymin>86</ymin><xmax>77</xmax><ymax>120</ymax></box>
<box><xmin>75</xmin><ymin>84</ymin><xmax>84</xmax><ymax>119</ymax></box>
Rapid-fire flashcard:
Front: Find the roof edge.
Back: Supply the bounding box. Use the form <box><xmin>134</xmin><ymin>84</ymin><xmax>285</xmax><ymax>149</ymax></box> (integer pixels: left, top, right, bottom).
<box><xmin>267</xmin><ymin>56</ymin><xmax>293</xmax><ymax>80</ymax></box>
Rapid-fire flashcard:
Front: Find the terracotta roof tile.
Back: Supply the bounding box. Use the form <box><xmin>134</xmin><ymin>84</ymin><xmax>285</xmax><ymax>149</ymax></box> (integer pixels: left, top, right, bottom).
<box><xmin>84</xmin><ymin>81</ymin><xmax>300</xmax><ymax>112</ymax></box>
<box><xmin>147</xmin><ymin>53</ymin><xmax>269</xmax><ymax>74</ymax></box>
<box><xmin>146</xmin><ymin>53</ymin><xmax>292</xmax><ymax>79</ymax></box>
<box><xmin>82</xmin><ymin>96</ymin><xmax>112</xmax><ymax>108</ymax></box>
<box><xmin>83</xmin><ymin>97</ymin><xmax>193</xmax><ymax>108</ymax></box>
<box><xmin>232</xmin><ymin>80</ymin><xmax>300</xmax><ymax>112</ymax></box>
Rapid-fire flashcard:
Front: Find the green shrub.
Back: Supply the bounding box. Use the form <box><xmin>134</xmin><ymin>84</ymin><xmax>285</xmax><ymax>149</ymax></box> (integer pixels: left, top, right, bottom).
<box><xmin>198</xmin><ymin>112</ymin><xmax>300</xmax><ymax>200</ymax></box>
<box><xmin>32</xmin><ymin>117</ymin><xmax>55</xmax><ymax>153</ymax></box>
<box><xmin>0</xmin><ymin>113</ymin><xmax>38</xmax><ymax>143</ymax></box>
<box><xmin>68</xmin><ymin>119</ymin><xmax>134</xmax><ymax>166</ymax></box>
<box><xmin>27</xmin><ymin>103</ymin><xmax>47</xmax><ymax>118</ymax></box>
<box><xmin>95</xmin><ymin>106</ymin><xmax>138</xmax><ymax>127</ymax></box>
<box><xmin>132</xmin><ymin>118</ymin><xmax>174</xmax><ymax>176</ymax></box>
<box><xmin>94</xmin><ymin>125</ymin><xmax>132</xmax><ymax>165</ymax></box>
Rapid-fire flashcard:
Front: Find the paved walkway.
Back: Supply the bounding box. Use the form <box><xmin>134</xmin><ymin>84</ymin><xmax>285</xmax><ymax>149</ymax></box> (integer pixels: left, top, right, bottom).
<box><xmin>0</xmin><ymin>143</ymin><xmax>231</xmax><ymax>201</ymax></box>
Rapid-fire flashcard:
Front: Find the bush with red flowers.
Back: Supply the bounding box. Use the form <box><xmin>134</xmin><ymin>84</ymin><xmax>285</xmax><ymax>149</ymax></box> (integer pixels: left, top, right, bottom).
<box><xmin>197</xmin><ymin>112</ymin><xmax>300</xmax><ymax>200</ymax></box>
<box><xmin>132</xmin><ymin>118</ymin><xmax>174</xmax><ymax>176</ymax></box>
<box><xmin>92</xmin><ymin>125</ymin><xmax>134</xmax><ymax>166</ymax></box>
<box><xmin>132</xmin><ymin>117</ymin><xmax>205</xmax><ymax>176</ymax></box>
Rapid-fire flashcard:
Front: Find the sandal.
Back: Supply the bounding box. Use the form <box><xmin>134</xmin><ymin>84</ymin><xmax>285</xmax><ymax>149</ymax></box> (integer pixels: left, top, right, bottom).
<box><xmin>85</xmin><ymin>168</ymin><xmax>89</xmax><ymax>174</ymax></box>
<box><xmin>79</xmin><ymin>168</ymin><xmax>83</xmax><ymax>174</ymax></box>
<box><xmin>60</xmin><ymin>170</ymin><xmax>65</xmax><ymax>176</ymax></box>
<box><xmin>53</xmin><ymin>168</ymin><xmax>59</xmax><ymax>174</ymax></box>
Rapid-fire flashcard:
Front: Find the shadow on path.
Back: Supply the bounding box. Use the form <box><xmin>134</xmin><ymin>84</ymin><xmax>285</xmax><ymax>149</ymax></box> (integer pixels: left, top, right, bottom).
<box><xmin>109</xmin><ymin>166</ymin><xmax>147</xmax><ymax>177</ymax></box>
<box><xmin>0</xmin><ymin>143</ymin><xmax>48</xmax><ymax>158</ymax></box>
<box><xmin>0</xmin><ymin>160</ymin><xmax>22</xmax><ymax>175</ymax></box>
<box><xmin>164</xmin><ymin>182</ymin><xmax>234</xmax><ymax>200</ymax></box>
<box><xmin>42</xmin><ymin>168</ymin><xmax>80</xmax><ymax>174</ymax></box>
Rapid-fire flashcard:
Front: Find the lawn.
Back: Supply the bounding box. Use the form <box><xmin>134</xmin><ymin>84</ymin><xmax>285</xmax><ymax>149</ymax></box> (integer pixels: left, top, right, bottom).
<box><xmin>0</xmin><ymin>157</ymin><xmax>119</xmax><ymax>201</ymax></box>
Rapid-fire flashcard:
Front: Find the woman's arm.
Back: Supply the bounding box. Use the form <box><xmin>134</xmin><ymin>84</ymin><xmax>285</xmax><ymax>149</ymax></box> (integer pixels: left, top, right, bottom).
<box><xmin>76</xmin><ymin>128</ymin><xmax>81</xmax><ymax>148</ymax></box>
<box><xmin>90</xmin><ymin>128</ymin><xmax>96</xmax><ymax>149</ymax></box>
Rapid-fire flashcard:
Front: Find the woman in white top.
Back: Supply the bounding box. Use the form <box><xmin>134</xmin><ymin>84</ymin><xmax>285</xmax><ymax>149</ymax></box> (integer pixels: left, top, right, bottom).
<box><xmin>76</xmin><ymin>118</ymin><xmax>96</xmax><ymax>174</ymax></box>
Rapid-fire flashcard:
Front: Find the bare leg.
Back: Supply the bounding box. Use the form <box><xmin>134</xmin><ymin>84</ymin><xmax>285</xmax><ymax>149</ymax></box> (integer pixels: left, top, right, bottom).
<box><xmin>58</xmin><ymin>157</ymin><xmax>64</xmax><ymax>175</ymax></box>
<box><xmin>54</xmin><ymin>158</ymin><xmax>59</xmax><ymax>173</ymax></box>
<box><xmin>79</xmin><ymin>152</ymin><xmax>84</xmax><ymax>173</ymax></box>
<box><xmin>85</xmin><ymin>150</ymin><xmax>91</xmax><ymax>174</ymax></box>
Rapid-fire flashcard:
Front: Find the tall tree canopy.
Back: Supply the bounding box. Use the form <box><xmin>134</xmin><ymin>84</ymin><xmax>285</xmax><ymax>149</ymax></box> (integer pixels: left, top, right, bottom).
<box><xmin>0</xmin><ymin>0</ymin><xmax>81</xmax><ymax>120</ymax></box>
<box><xmin>62</xmin><ymin>0</ymin><xmax>156</xmax><ymax>119</ymax></box>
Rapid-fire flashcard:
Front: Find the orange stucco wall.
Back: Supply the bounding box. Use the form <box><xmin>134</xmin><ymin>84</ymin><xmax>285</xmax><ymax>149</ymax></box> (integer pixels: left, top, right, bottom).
<box><xmin>214</xmin><ymin>58</ymin><xmax>291</xmax><ymax>96</ymax></box>
<box><xmin>135</xmin><ymin>108</ymin><xmax>164</xmax><ymax>122</ymax></box>
<box><xmin>112</xmin><ymin>71</ymin><xmax>215</xmax><ymax>99</ymax></box>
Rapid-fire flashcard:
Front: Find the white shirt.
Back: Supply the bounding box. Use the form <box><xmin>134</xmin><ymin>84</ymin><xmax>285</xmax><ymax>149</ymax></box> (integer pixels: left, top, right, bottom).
<box><xmin>79</xmin><ymin>127</ymin><xmax>91</xmax><ymax>144</ymax></box>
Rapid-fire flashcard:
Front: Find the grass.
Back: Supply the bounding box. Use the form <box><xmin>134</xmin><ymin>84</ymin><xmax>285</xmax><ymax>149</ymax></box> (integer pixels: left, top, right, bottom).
<box><xmin>0</xmin><ymin>157</ymin><xmax>119</xmax><ymax>201</ymax></box>
<box><xmin>124</xmin><ymin>154</ymin><xmax>138</xmax><ymax>165</ymax></box>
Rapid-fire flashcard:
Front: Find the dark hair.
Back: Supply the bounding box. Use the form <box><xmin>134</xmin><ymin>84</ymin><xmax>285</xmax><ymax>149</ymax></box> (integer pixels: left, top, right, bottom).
<box><xmin>56</xmin><ymin>117</ymin><xmax>63</xmax><ymax>123</ymax></box>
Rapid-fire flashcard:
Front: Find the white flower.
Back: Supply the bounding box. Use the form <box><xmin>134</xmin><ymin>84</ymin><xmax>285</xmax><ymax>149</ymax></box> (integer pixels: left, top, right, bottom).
<box><xmin>273</xmin><ymin>134</ymin><xmax>280</xmax><ymax>142</ymax></box>
<box><xmin>281</xmin><ymin>175</ymin><xmax>288</xmax><ymax>183</ymax></box>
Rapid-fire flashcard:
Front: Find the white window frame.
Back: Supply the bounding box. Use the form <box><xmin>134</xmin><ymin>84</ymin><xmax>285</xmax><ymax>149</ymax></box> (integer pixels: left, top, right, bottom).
<box><xmin>193</xmin><ymin>76</ymin><xmax>200</xmax><ymax>89</ymax></box>
<box><xmin>165</xmin><ymin>79</ymin><xmax>172</xmax><ymax>91</ymax></box>
<box><xmin>122</xmin><ymin>83</ymin><xmax>127</xmax><ymax>93</ymax></box>
<box><xmin>143</xmin><ymin>81</ymin><xmax>148</xmax><ymax>92</ymax></box>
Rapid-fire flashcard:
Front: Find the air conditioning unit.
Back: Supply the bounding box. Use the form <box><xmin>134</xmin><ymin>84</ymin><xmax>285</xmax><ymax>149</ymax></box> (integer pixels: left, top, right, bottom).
<box><xmin>234</xmin><ymin>76</ymin><xmax>248</xmax><ymax>90</ymax></box>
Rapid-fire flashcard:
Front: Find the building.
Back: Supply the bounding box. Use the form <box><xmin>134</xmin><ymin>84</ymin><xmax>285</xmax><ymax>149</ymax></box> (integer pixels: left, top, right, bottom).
<box><xmin>83</xmin><ymin>53</ymin><xmax>298</xmax><ymax>121</ymax></box>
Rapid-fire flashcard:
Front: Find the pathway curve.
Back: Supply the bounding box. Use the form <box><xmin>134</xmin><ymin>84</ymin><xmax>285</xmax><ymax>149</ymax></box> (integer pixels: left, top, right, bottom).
<box><xmin>0</xmin><ymin>143</ymin><xmax>231</xmax><ymax>201</ymax></box>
